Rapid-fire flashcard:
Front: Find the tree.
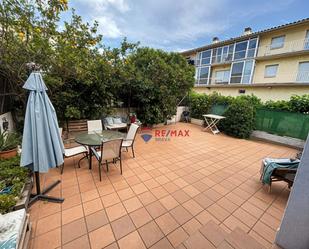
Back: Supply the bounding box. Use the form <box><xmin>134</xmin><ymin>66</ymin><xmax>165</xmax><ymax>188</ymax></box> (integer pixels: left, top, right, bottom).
<box><xmin>0</xmin><ymin>1</ymin><xmax>195</xmax><ymax>127</ymax></box>
<box><xmin>121</xmin><ymin>47</ymin><xmax>195</xmax><ymax>125</ymax></box>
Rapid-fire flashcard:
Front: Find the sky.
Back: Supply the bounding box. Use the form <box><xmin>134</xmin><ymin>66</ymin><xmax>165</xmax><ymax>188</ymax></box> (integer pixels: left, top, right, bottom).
<box><xmin>61</xmin><ymin>0</ymin><xmax>309</xmax><ymax>52</ymax></box>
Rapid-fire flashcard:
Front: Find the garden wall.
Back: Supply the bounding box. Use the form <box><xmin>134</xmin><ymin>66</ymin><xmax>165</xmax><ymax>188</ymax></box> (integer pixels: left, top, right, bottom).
<box><xmin>255</xmin><ymin>109</ymin><xmax>309</xmax><ymax>140</ymax></box>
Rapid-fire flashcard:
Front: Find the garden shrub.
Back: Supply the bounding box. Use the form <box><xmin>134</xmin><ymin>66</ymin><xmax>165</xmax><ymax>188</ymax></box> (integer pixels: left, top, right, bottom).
<box><xmin>264</xmin><ymin>94</ymin><xmax>309</xmax><ymax>114</ymax></box>
<box><xmin>289</xmin><ymin>94</ymin><xmax>309</xmax><ymax>114</ymax></box>
<box><xmin>189</xmin><ymin>92</ymin><xmax>211</xmax><ymax>119</ymax></box>
<box><xmin>0</xmin><ymin>156</ymin><xmax>29</xmax><ymax>214</ymax></box>
<box><xmin>264</xmin><ymin>100</ymin><xmax>291</xmax><ymax>112</ymax></box>
<box><xmin>221</xmin><ymin>99</ymin><xmax>255</xmax><ymax>138</ymax></box>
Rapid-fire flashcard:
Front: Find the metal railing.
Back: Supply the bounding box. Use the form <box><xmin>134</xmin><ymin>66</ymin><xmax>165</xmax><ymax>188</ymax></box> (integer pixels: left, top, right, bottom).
<box><xmin>296</xmin><ymin>71</ymin><xmax>309</xmax><ymax>82</ymax></box>
<box><xmin>194</xmin><ymin>71</ymin><xmax>309</xmax><ymax>85</ymax></box>
<box><xmin>260</xmin><ymin>38</ymin><xmax>309</xmax><ymax>56</ymax></box>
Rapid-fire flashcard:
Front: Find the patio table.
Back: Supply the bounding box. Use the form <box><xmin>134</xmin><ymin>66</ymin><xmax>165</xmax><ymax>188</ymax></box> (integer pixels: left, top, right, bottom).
<box><xmin>202</xmin><ymin>114</ymin><xmax>225</xmax><ymax>134</ymax></box>
<box><xmin>75</xmin><ymin>130</ymin><xmax>125</xmax><ymax>169</ymax></box>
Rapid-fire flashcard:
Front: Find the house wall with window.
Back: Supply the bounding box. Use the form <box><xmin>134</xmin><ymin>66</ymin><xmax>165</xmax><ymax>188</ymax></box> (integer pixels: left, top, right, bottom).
<box><xmin>257</xmin><ymin>24</ymin><xmax>309</xmax><ymax>57</ymax></box>
<box><xmin>253</xmin><ymin>55</ymin><xmax>309</xmax><ymax>83</ymax></box>
<box><xmin>182</xmin><ymin>19</ymin><xmax>309</xmax><ymax>101</ymax></box>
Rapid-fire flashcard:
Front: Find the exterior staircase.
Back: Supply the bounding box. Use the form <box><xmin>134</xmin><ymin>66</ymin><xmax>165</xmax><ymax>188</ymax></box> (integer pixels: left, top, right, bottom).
<box><xmin>177</xmin><ymin>220</ymin><xmax>275</xmax><ymax>249</ymax></box>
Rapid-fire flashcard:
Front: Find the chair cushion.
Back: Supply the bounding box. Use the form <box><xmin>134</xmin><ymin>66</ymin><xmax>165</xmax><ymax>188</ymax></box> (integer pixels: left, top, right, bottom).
<box><xmin>97</xmin><ymin>149</ymin><xmax>118</xmax><ymax>161</ymax></box>
<box><xmin>64</xmin><ymin>146</ymin><xmax>88</xmax><ymax>157</ymax></box>
<box><xmin>122</xmin><ymin>140</ymin><xmax>132</xmax><ymax>147</ymax></box>
<box><xmin>104</xmin><ymin>117</ymin><xmax>113</xmax><ymax>126</ymax></box>
<box><xmin>106</xmin><ymin>123</ymin><xmax>127</xmax><ymax>129</ymax></box>
<box><xmin>113</xmin><ymin>117</ymin><xmax>122</xmax><ymax>124</ymax></box>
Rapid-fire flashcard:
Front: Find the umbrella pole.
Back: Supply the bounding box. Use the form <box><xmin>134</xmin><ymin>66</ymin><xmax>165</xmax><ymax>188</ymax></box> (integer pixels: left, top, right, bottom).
<box><xmin>28</xmin><ymin>172</ymin><xmax>64</xmax><ymax>206</ymax></box>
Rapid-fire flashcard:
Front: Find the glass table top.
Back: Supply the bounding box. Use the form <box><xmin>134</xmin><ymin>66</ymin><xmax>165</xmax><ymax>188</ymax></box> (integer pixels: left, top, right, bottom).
<box><xmin>75</xmin><ymin>130</ymin><xmax>125</xmax><ymax>146</ymax></box>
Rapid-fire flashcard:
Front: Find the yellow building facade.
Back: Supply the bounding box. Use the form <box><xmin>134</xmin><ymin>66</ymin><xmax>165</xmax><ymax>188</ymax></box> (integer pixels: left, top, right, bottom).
<box><xmin>182</xmin><ymin>19</ymin><xmax>309</xmax><ymax>101</ymax></box>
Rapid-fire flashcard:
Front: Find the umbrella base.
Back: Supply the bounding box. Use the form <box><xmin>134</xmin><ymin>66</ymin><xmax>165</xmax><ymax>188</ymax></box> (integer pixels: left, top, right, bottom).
<box><xmin>29</xmin><ymin>194</ymin><xmax>64</xmax><ymax>205</ymax></box>
<box><xmin>28</xmin><ymin>178</ymin><xmax>64</xmax><ymax>206</ymax></box>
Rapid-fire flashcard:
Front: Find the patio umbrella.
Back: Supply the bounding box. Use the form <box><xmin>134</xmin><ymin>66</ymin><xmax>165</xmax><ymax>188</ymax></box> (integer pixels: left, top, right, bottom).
<box><xmin>21</xmin><ymin>71</ymin><xmax>64</xmax><ymax>205</ymax></box>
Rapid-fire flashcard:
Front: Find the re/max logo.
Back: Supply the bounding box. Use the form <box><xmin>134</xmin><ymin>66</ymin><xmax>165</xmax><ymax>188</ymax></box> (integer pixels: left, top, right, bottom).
<box><xmin>154</xmin><ymin>130</ymin><xmax>190</xmax><ymax>137</ymax></box>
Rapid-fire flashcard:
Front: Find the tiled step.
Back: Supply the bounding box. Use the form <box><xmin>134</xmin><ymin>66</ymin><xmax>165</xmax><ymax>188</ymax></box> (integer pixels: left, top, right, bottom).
<box><xmin>225</xmin><ymin>227</ymin><xmax>265</xmax><ymax>249</ymax></box>
<box><xmin>180</xmin><ymin>220</ymin><xmax>266</xmax><ymax>249</ymax></box>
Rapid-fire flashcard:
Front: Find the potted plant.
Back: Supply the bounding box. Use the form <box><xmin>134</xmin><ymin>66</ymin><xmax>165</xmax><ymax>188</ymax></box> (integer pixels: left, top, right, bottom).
<box><xmin>0</xmin><ymin>131</ymin><xmax>20</xmax><ymax>159</ymax></box>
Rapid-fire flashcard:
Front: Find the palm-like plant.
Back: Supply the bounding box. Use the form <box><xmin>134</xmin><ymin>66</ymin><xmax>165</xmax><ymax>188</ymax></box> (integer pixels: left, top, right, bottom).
<box><xmin>0</xmin><ymin>131</ymin><xmax>20</xmax><ymax>152</ymax></box>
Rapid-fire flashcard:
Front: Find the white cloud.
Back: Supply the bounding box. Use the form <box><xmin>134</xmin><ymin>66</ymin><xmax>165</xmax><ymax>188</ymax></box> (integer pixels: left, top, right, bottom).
<box><xmin>106</xmin><ymin>0</ymin><xmax>129</xmax><ymax>12</ymax></box>
<box><xmin>70</xmin><ymin>0</ymin><xmax>296</xmax><ymax>51</ymax></box>
<box><xmin>96</xmin><ymin>16</ymin><xmax>122</xmax><ymax>38</ymax></box>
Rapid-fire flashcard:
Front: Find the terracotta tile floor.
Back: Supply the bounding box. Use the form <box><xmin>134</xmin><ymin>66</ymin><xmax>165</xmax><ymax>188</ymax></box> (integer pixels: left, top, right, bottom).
<box><xmin>29</xmin><ymin>123</ymin><xmax>297</xmax><ymax>249</ymax></box>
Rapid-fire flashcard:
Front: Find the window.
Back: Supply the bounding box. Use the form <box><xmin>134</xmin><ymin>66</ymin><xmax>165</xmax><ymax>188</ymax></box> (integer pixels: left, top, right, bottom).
<box><xmin>200</xmin><ymin>50</ymin><xmax>212</xmax><ymax>65</ymax></box>
<box><xmin>196</xmin><ymin>66</ymin><xmax>211</xmax><ymax>84</ymax></box>
<box><xmin>305</xmin><ymin>30</ymin><xmax>309</xmax><ymax>50</ymax></box>
<box><xmin>230</xmin><ymin>60</ymin><xmax>254</xmax><ymax>84</ymax></box>
<box><xmin>227</xmin><ymin>44</ymin><xmax>234</xmax><ymax>61</ymax></box>
<box><xmin>247</xmin><ymin>38</ymin><xmax>257</xmax><ymax>58</ymax></box>
<box><xmin>296</xmin><ymin>62</ymin><xmax>309</xmax><ymax>82</ymax></box>
<box><xmin>242</xmin><ymin>60</ymin><xmax>254</xmax><ymax>83</ymax></box>
<box><xmin>211</xmin><ymin>48</ymin><xmax>217</xmax><ymax>63</ymax></box>
<box><xmin>214</xmin><ymin>70</ymin><xmax>230</xmax><ymax>84</ymax></box>
<box><xmin>264</xmin><ymin>65</ymin><xmax>279</xmax><ymax>78</ymax></box>
<box><xmin>234</xmin><ymin>41</ymin><xmax>248</xmax><ymax>60</ymax></box>
<box><xmin>222</xmin><ymin>46</ymin><xmax>229</xmax><ymax>62</ymax></box>
<box><xmin>230</xmin><ymin>61</ymin><xmax>244</xmax><ymax>83</ymax></box>
<box><xmin>270</xmin><ymin>36</ymin><xmax>285</xmax><ymax>49</ymax></box>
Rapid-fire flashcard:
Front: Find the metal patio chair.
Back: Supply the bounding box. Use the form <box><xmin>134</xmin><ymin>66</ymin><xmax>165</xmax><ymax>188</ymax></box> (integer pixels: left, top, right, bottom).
<box><xmin>59</xmin><ymin>128</ymin><xmax>88</xmax><ymax>174</ymax></box>
<box><xmin>122</xmin><ymin>123</ymin><xmax>139</xmax><ymax>158</ymax></box>
<box><xmin>92</xmin><ymin>138</ymin><xmax>123</xmax><ymax>181</ymax></box>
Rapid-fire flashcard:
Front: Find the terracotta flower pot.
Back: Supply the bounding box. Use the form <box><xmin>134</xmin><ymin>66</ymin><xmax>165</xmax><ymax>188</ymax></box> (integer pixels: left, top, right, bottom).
<box><xmin>0</xmin><ymin>148</ymin><xmax>17</xmax><ymax>159</ymax></box>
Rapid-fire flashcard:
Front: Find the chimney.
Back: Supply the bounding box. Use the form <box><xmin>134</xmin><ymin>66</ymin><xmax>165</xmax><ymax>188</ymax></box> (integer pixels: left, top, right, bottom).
<box><xmin>212</xmin><ymin>37</ymin><xmax>219</xmax><ymax>43</ymax></box>
<box><xmin>244</xmin><ymin>27</ymin><xmax>252</xmax><ymax>35</ymax></box>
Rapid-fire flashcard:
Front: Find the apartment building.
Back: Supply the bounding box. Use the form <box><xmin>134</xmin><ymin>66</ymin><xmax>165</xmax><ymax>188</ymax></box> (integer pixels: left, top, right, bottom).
<box><xmin>181</xmin><ymin>18</ymin><xmax>309</xmax><ymax>101</ymax></box>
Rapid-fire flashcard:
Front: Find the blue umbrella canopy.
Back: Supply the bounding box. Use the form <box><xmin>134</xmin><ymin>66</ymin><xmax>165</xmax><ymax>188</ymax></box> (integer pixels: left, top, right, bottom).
<box><xmin>21</xmin><ymin>72</ymin><xmax>64</xmax><ymax>172</ymax></box>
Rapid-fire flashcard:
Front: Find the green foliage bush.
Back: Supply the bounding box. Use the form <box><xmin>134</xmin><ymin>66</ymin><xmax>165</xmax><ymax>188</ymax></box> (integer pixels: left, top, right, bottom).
<box><xmin>0</xmin><ymin>195</ymin><xmax>17</xmax><ymax>214</ymax></box>
<box><xmin>289</xmin><ymin>94</ymin><xmax>309</xmax><ymax>113</ymax></box>
<box><xmin>0</xmin><ymin>156</ymin><xmax>29</xmax><ymax>214</ymax></box>
<box><xmin>221</xmin><ymin>99</ymin><xmax>255</xmax><ymax>138</ymax></box>
<box><xmin>122</xmin><ymin>48</ymin><xmax>195</xmax><ymax>125</ymax></box>
<box><xmin>189</xmin><ymin>92</ymin><xmax>308</xmax><ymax>138</ymax></box>
<box><xmin>188</xmin><ymin>92</ymin><xmax>258</xmax><ymax>119</ymax></box>
<box><xmin>264</xmin><ymin>94</ymin><xmax>309</xmax><ymax>114</ymax></box>
<box><xmin>0</xmin><ymin>1</ymin><xmax>194</xmax><ymax>126</ymax></box>
<box><xmin>0</xmin><ymin>131</ymin><xmax>21</xmax><ymax>151</ymax></box>
<box><xmin>189</xmin><ymin>92</ymin><xmax>211</xmax><ymax>119</ymax></box>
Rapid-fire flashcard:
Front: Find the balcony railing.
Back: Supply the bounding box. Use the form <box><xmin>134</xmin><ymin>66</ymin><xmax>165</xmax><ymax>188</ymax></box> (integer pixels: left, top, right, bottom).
<box><xmin>296</xmin><ymin>71</ymin><xmax>309</xmax><ymax>82</ymax></box>
<box><xmin>260</xmin><ymin>39</ymin><xmax>309</xmax><ymax>57</ymax></box>
<box><xmin>194</xmin><ymin>71</ymin><xmax>309</xmax><ymax>85</ymax></box>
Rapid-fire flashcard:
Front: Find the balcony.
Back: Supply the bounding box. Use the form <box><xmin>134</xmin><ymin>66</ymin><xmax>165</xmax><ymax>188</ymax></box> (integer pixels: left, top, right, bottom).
<box><xmin>257</xmin><ymin>39</ymin><xmax>309</xmax><ymax>58</ymax></box>
<box><xmin>194</xmin><ymin>71</ymin><xmax>309</xmax><ymax>87</ymax></box>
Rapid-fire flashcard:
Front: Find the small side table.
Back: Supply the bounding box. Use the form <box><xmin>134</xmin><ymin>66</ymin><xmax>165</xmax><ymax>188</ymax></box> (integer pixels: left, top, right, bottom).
<box><xmin>202</xmin><ymin>114</ymin><xmax>225</xmax><ymax>134</ymax></box>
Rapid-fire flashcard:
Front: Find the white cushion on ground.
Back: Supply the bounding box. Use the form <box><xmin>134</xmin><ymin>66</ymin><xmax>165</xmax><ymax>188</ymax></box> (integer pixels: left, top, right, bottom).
<box><xmin>64</xmin><ymin>146</ymin><xmax>87</xmax><ymax>157</ymax></box>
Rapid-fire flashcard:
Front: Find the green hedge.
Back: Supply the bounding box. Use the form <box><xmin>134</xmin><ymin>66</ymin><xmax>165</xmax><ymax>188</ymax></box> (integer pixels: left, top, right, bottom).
<box><xmin>188</xmin><ymin>92</ymin><xmax>309</xmax><ymax>139</ymax></box>
<box><xmin>189</xmin><ymin>92</ymin><xmax>260</xmax><ymax>119</ymax></box>
<box><xmin>264</xmin><ymin>94</ymin><xmax>309</xmax><ymax>114</ymax></box>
